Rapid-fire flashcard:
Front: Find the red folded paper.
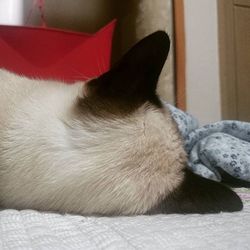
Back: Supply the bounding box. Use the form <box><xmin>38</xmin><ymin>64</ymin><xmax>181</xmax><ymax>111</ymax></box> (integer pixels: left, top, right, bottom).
<box><xmin>0</xmin><ymin>20</ymin><xmax>116</xmax><ymax>83</ymax></box>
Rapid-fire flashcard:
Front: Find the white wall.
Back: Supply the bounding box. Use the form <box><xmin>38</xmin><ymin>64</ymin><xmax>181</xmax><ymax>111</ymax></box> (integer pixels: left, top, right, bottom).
<box><xmin>0</xmin><ymin>0</ymin><xmax>23</xmax><ymax>25</ymax></box>
<box><xmin>184</xmin><ymin>0</ymin><xmax>221</xmax><ymax>125</ymax></box>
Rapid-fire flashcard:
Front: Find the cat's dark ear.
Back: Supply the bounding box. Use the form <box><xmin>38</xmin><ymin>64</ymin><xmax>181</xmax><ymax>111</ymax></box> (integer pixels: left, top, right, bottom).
<box><xmin>88</xmin><ymin>31</ymin><xmax>170</xmax><ymax>103</ymax></box>
<box><xmin>151</xmin><ymin>169</ymin><xmax>243</xmax><ymax>214</ymax></box>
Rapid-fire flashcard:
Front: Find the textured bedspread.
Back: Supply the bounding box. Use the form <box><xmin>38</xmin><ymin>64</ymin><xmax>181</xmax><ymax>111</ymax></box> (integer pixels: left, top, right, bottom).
<box><xmin>168</xmin><ymin>104</ymin><xmax>250</xmax><ymax>184</ymax></box>
<box><xmin>1</xmin><ymin>189</ymin><xmax>250</xmax><ymax>250</ymax></box>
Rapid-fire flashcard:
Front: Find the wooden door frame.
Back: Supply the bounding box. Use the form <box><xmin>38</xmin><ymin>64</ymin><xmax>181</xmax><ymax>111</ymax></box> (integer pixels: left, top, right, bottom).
<box><xmin>218</xmin><ymin>0</ymin><xmax>238</xmax><ymax>119</ymax></box>
<box><xmin>173</xmin><ymin>0</ymin><xmax>186</xmax><ymax>110</ymax></box>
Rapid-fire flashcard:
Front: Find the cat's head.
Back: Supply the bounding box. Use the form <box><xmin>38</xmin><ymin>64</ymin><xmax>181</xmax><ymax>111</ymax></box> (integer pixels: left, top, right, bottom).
<box><xmin>72</xmin><ymin>31</ymin><xmax>242</xmax><ymax>215</ymax></box>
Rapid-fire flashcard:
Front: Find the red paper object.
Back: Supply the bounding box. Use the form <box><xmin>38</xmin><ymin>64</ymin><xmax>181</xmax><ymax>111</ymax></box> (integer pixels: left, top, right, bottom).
<box><xmin>0</xmin><ymin>20</ymin><xmax>116</xmax><ymax>82</ymax></box>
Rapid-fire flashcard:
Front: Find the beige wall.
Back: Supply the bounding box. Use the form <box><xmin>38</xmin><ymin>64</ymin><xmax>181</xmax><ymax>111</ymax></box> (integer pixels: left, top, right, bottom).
<box><xmin>184</xmin><ymin>0</ymin><xmax>222</xmax><ymax>125</ymax></box>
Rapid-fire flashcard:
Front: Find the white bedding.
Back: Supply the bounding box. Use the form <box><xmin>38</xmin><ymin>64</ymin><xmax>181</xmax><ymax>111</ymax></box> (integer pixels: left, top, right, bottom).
<box><xmin>1</xmin><ymin>188</ymin><xmax>250</xmax><ymax>250</ymax></box>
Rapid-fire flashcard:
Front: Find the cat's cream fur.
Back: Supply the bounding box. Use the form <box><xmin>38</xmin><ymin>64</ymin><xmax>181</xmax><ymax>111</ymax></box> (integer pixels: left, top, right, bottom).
<box><xmin>0</xmin><ymin>68</ymin><xmax>186</xmax><ymax>215</ymax></box>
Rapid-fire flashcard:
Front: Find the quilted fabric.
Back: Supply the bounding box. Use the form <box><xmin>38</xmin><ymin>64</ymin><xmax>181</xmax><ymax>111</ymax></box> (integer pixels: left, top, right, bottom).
<box><xmin>0</xmin><ymin>189</ymin><xmax>250</xmax><ymax>250</ymax></box>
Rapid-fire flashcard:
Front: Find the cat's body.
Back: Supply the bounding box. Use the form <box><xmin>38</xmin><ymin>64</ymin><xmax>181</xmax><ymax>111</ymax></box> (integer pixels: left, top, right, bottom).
<box><xmin>0</xmin><ymin>68</ymin><xmax>185</xmax><ymax>215</ymax></box>
<box><xmin>0</xmin><ymin>32</ymin><xmax>243</xmax><ymax>215</ymax></box>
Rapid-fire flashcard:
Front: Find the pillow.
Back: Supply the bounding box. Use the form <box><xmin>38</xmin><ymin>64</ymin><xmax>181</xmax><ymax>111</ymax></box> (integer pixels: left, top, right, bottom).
<box><xmin>0</xmin><ymin>20</ymin><xmax>116</xmax><ymax>83</ymax></box>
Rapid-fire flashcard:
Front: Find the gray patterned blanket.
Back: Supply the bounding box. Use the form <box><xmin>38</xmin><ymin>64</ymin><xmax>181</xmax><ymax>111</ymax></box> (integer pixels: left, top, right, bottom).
<box><xmin>167</xmin><ymin>104</ymin><xmax>250</xmax><ymax>185</ymax></box>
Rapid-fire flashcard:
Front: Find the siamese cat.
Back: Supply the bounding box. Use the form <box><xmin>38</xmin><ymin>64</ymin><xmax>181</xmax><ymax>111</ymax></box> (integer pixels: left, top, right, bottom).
<box><xmin>0</xmin><ymin>31</ymin><xmax>243</xmax><ymax>215</ymax></box>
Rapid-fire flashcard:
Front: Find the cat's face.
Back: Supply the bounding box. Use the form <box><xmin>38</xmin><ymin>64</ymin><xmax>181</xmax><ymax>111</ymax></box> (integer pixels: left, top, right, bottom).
<box><xmin>71</xmin><ymin>32</ymin><xmax>242</xmax><ymax>214</ymax></box>
<box><xmin>75</xmin><ymin>32</ymin><xmax>175</xmax><ymax>167</ymax></box>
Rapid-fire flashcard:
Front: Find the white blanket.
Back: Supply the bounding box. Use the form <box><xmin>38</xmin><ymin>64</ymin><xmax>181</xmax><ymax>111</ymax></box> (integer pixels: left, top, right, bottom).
<box><xmin>1</xmin><ymin>188</ymin><xmax>250</xmax><ymax>250</ymax></box>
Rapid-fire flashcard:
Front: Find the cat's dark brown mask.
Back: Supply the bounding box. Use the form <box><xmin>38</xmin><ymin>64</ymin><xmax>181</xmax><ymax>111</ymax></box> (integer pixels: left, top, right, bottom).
<box><xmin>82</xmin><ymin>31</ymin><xmax>170</xmax><ymax>116</ymax></box>
<box><xmin>150</xmin><ymin>169</ymin><xmax>243</xmax><ymax>214</ymax></box>
<box><xmin>79</xmin><ymin>31</ymin><xmax>243</xmax><ymax>214</ymax></box>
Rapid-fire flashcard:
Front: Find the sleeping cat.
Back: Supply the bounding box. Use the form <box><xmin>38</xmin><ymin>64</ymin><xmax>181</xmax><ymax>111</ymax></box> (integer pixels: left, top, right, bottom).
<box><xmin>0</xmin><ymin>31</ymin><xmax>243</xmax><ymax>215</ymax></box>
